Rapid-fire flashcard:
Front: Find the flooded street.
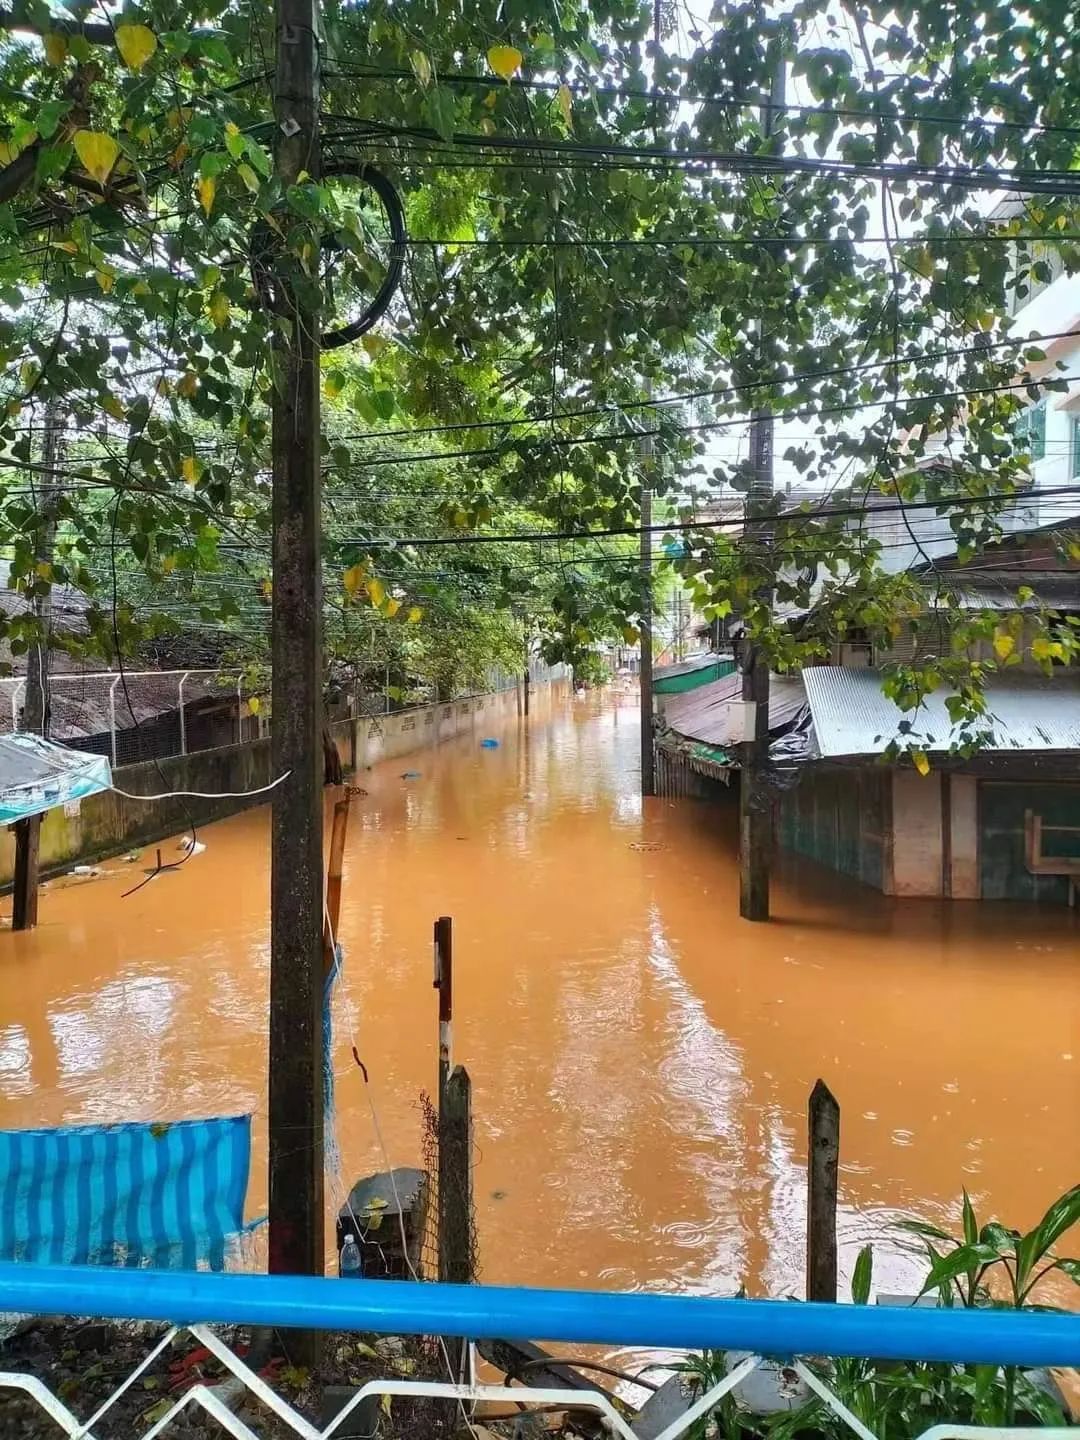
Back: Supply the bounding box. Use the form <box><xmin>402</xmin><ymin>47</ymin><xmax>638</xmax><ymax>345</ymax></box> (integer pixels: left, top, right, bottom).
<box><xmin>2</xmin><ymin>689</ymin><xmax>1077</xmax><ymax>1303</ymax></box>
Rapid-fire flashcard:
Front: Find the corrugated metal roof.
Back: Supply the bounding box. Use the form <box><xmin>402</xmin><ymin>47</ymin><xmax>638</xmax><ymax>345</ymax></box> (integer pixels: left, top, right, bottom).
<box><xmin>803</xmin><ymin>666</ymin><xmax>1080</xmax><ymax>756</ymax></box>
<box><xmin>664</xmin><ymin>670</ymin><xmax>806</xmax><ymax>748</ymax></box>
<box><xmin>653</xmin><ymin>650</ymin><xmax>730</xmax><ymax>681</ymax></box>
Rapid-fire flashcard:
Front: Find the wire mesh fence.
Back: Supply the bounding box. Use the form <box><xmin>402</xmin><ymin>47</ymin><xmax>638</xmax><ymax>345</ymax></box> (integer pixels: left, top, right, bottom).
<box><xmin>0</xmin><ymin>660</ymin><xmax>569</xmax><ymax>772</ymax></box>
<box><xmin>0</xmin><ymin>671</ymin><xmax>264</xmax><ymax>768</ymax></box>
<box><xmin>418</xmin><ymin>1088</ymin><xmax>478</xmax><ymax>1287</ymax></box>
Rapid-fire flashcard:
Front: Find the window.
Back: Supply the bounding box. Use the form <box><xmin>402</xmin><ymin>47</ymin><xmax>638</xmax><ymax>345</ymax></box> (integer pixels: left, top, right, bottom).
<box><xmin>1014</xmin><ymin>398</ymin><xmax>1046</xmax><ymax>462</ymax></box>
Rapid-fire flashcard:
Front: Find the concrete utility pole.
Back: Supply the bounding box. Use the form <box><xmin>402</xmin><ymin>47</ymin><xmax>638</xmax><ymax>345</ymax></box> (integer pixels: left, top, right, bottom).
<box><xmin>738</xmin><ymin>58</ymin><xmax>784</xmax><ymax>923</ymax></box>
<box><xmin>13</xmin><ymin>401</ymin><xmax>63</xmax><ymax>932</ymax></box>
<box><xmin>267</xmin><ymin>0</ymin><xmax>325</xmax><ymax>1305</ymax></box>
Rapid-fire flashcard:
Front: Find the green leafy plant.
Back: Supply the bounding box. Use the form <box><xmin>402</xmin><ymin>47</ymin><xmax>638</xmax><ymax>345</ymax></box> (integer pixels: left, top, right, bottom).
<box><xmin>898</xmin><ymin>1184</ymin><xmax>1080</xmax><ymax>1310</ymax></box>
<box><xmin>674</xmin><ymin>1188</ymin><xmax>1078</xmax><ymax>1440</ymax></box>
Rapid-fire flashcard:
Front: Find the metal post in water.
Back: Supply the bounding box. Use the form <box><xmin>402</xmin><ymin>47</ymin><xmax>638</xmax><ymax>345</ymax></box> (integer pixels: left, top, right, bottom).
<box><xmin>434</xmin><ymin>916</ymin><xmax>453</xmax><ymax>1105</ymax></box>
<box><xmin>178</xmin><ymin>671</ymin><xmax>190</xmax><ymax>756</ymax></box>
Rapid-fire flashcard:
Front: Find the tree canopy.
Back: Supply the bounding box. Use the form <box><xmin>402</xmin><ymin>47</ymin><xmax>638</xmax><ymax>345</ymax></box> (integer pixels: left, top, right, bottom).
<box><xmin>0</xmin><ymin>0</ymin><xmax>1078</xmax><ymax>734</ymax></box>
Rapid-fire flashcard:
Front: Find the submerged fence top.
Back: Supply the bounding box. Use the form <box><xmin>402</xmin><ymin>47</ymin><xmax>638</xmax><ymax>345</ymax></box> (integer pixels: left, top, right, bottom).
<box><xmin>0</xmin><ymin>1265</ymin><xmax>1077</xmax><ymax>1367</ymax></box>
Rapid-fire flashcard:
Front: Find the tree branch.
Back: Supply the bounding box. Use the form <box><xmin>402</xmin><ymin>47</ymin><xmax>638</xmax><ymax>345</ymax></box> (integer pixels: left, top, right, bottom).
<box><xmin>0</xmin><ymin>2</ymin><xmax>113</xmax><ymax>42</ymax></box>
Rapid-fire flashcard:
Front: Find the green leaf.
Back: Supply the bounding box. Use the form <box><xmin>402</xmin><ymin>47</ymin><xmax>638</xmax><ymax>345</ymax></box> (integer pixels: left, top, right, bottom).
<box><xmin>36</xmin><ymin>99</ymin><xmax>70</xmax><ymax>140</ymax></box>
<box><xmin>851</xmin><ymin>1244</ymin><xmax>873</xmax><ymax>1305</ymax></box>
<box><xmin>410</xmin><ymin>49</ymin><xmax>433</xmax><ymax>88</ymax></box>
<box><xmin>424</xmin><ymin>89</ymin><xmax>458</xmax><ymax>143</ymax></box>
<box><xmin>223</xmin><ymin>122</ymin><xmax>246</xmax><ymax>161</ymax></box>
<box><xmin>918</xmin><ymin>1243</ymin><xmax>999</xmax><ymax>1300</ymax></box>
<box><xmin>1020</xmin><ymin>1185</ymin><xmax>1080</xmax><ymax>1288</ymax></box>
<box><xmin>962</xmin><ymin>1190</ymin><xmax>978</xmax><ymax>1247</ymax></box>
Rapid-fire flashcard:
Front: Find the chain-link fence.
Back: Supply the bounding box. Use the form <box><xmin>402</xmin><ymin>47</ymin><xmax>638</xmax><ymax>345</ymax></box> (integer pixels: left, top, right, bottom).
<box><xmin>418</xmin><ymin>1088</ymin><xmax>478</xmax><ymax>1286</ymax></box>
<box><xmin>0</xmin><ymin>670</ymin><xmax>265</xmax><ymax>768</ymax></box>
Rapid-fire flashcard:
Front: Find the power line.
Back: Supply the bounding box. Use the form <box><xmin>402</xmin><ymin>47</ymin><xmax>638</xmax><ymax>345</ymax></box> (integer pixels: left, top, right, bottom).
<box><xmin>331</xmin><ymin>483</ymin><xmax>1080</xmax><ymax>549</ymax></box>
<box><xmin>316</xmin><ymin>370</ymin><xmax>1080</xmax><ymax>471</ymax></box>
<box><xmin>401</xmin><ymin>232</ymin><xmax>1080</xmax><ymax>249</ymax></box>
<box><xmin>323</xmin><ymin>327</ymin><xmax>1080</xmax><ymax>446</ymax></box>
<box><xmin>329</xmin><ymin>115</ymin><xmax>1080</xmax><ymax>195</ymax></box>
<box><xmin>326</xmin><ymin>66</ymin><xmax>1080</xmax><ymax>141</ymax></box>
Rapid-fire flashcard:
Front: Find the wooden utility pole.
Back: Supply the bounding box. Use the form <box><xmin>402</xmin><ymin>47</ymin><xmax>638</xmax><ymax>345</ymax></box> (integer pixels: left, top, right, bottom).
<box><xmin>267</xmin><ymin>0</ymin><xmax>325</xmax><ymax>1307</ymax></box>
<box><xmin>738</xmin><ymin>58</ymin><xmax>784</xmax><ymax>922</ymax></box>
<box><xmin>13</xmin><ymin>401</ymin><xmax>63</xmax><ymax>932</ymax></box>
<box><xmin>639</xmin><ymin>445</ymin><xmax>655</xmax><ymax>798</ymax></box>
<box><xmin>806</xmin><ymin>1079</ymin><xmax>840</xmax><ymax>1302</ymax></box>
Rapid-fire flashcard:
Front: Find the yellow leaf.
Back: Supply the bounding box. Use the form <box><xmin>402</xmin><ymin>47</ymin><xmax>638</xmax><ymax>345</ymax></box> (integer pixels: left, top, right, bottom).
<box><xmin>170</xmin><ymin>141</ymin><xmax>190</xmax><ymax>170</ymax></box>
<box><xmin>556</xmin><ymin>83</ymin><xmax>573</xmax><ymax>129</ymax></box>
<box><xmin>912</xmin><ymin>749</ymin><xmax>931</xmax><ymax>777</ymax></box>
<box><xmin>6</xmin><ymin>399</ymin><xmax>21</xmax><ymax>418</ymax></box>
<box><xmin>261</xmin><ymin>577</ymin><xmax>273</xmax><ymax>599</ymax></box>
<box><xmin>384</xmin><ymin>596</ymin><xmax>401</xmax><ymax>618</ymax></box>
<box><xmin>102</xmin><ymin>393</ymin><xmax>126</xmax><ymax>420</ymax></box>
<box><xmin>177</xmin><ymin>371</ymin><xmax>198</xmax><ymax>398</ymax></box>
<box><xmin>406</xmin><ymin>605</ymin><xmax>423</xmax><ymax>624</ymax></box>
<box><xmin>410</xmin><ymin>49</ymin><xmax>433</xmax><ymax>87</ymax></box>
<box><xmin>207</xmin><ymin>291</ymin><xmax>230</xmax><ymax>327</ymax></box>
<box><xmin>343</xmin><ymin>563</ymin><xmax>365</xmax><ymax>597</ymax></box>
<box><xmin>366</xmin><ymin>576</ymin><xmax>386</xmax><ymax>608</ymax></box>
<box><xmin>621</xmin><ymin>624</ymin><xmax>640</xmax><ymax>645</ymax></box>
<box><xmin>236</xmin><ymin>162</ymin><xmax>259</xmax><ymax>193</ymax></box>
<box><xmin>1068</xmin><ymin>540</ymin><xmax>1080</xmax><ymax>561</ymax></box>
<box><xmin>95</xmin><ymin>269</ymin><xmax>115</xmax><ymax>293</ymax></box>
<box><xmin>487</xmin><ymin>44</ymin><xmax>523</xmax><ymax>80</ymax></box>
<box><xmin>324</xmin><ymin>369</ymin><xmax>346</xmax><ymax>399</ymax></box>
<box><xmin>992</xmin><ymin>629</ymin><xmax>1014</xmax><ymax>660</ymax></box>
<box><xmin>43</xmin><ymin>31</ymin><xmax>68</xmax><ymax>66</ymax></box>
<box><xmin>182</xmin><ymin>455</ymin><xmax>200</xmax><ymax>486</ymax></box>
<box><xmin>73</xmin><ymin>130</ymin><xmax>119</xmax><ymax>186</ymax></box>
<box><xmin>35</xmin><ymin>561</ymin><xmax>53</xmax><ymax>581</ymax></box>
<box><xmin>248</xmin><ymin>696</ymin><xmax>260</xmax><ymax>715</ymax></box>
<box><xmin>482</xmin><ymin>89</ymin><xmax>497</xmax><ymax>110</ymax></box>
<box><xmin>52</xmin><ymin>239</ymin><xmax>79</xmax><ymax>254</ymax></box>
<box><xmin>380</xmin><ymin>1394</ymin><xmax>393</xmax><ymax>1419</ymax></box>
<box><xmin>115</xmin><ymin>23</ymin><xmax>157</xmax><ymax>72</ymax></box>
<box><xmin>198</xmin><ymin>175</ymin><xmax>216</xmax><ymax>217</ymax></box>
<box><xmin>161</xmin><ymin>554</ymin><xmax>177</xmax><ymax>574</ymax></box>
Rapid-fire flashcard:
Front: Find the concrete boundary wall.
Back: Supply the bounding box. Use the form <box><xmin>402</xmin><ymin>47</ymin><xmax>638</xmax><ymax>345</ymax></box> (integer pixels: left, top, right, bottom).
<box><xmin>2</xmin><ymin>681</ymin><xmax>566</xmax><ymax>888</ymax></box>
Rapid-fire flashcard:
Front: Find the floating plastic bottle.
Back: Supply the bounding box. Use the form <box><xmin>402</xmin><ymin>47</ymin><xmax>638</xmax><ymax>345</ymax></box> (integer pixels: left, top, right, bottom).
<box><xmin>340</xmin><ymin>1231</ymin><xmax>362</xmax><ymax>1279</ymax></box>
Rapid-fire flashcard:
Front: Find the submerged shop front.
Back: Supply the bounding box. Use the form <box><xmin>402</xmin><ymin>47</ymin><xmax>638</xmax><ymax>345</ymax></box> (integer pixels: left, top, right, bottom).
<box><xmin>656</xmin><ymin>665</ymin><xmax>1080</xmax><ymax>905</ymax></box>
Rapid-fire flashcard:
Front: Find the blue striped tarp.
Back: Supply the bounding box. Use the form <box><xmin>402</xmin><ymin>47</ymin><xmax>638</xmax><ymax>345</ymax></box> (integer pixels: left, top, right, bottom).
<box><xmin>0</xmin><ymin>1115</ymin><xmax>251</xmax><ymax>1271</ymax></box>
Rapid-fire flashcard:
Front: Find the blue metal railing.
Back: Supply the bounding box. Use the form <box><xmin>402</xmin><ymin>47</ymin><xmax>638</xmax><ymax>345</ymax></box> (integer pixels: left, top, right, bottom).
<box><xmin>0</xmin><ymin>1264</ymin><xmax>1077</xmax><ymax>1367</ymax></box>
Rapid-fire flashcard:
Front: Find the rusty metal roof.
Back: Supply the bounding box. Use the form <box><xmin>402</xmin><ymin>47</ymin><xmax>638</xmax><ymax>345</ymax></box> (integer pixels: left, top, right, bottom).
<box><xmin>663</xmin><ymin>669</ymin><xmax>807</xmax><ymax>747</ymax></box>
<box><xmin>803</xmin><ymin>666</ymin><xmax>1080</xmax><ymax>756</ymax></box>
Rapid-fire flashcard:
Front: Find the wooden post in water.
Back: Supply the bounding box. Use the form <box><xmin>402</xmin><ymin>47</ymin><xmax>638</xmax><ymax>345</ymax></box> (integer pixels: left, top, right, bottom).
<box><xmin>433</xmin><ymin>915</ymin><xmax>453</xmax><ymax>1104</ymax></box>
<box><xmin>11</xmin><ymin>818</ymin><xmax>40</xmax><ymax>931</ymax></box>
<box><xmin>439</xmin><ymin>1065</ymin><xmax>473</xmax><ymax>1286</ymax></box>
<box><xmin>807</xmin><ymin>1079</ymin><xmax>840</xmax><ymax>1302</ymax></box>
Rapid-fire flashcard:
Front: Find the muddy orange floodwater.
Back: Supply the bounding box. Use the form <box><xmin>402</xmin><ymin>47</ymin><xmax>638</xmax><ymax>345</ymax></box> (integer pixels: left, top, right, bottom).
<box><xmin>2</xmin><ymin>689</ymin><xmax>1077</xmax><ymax>1308</ymax></box>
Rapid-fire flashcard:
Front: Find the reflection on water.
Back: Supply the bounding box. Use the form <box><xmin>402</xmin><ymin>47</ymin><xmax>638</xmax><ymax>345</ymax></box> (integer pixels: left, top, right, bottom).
<box><xmin>2</xmin><ymin>690</ymin><xmax>1077</xmax><ymax>1303</ymax></box>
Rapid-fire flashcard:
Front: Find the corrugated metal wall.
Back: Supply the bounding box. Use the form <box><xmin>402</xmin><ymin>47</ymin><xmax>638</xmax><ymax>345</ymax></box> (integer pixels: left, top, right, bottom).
<box><xmin>778</xmin><ymin>766</ymin><xmax>890</xmax><ymax>891</ymax></box>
